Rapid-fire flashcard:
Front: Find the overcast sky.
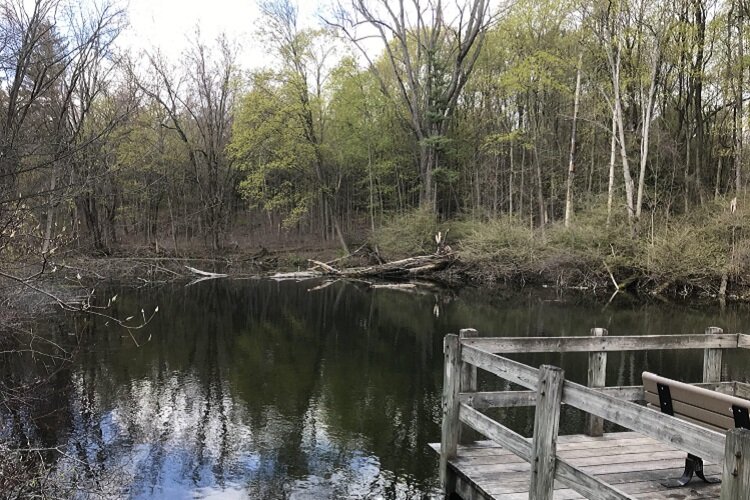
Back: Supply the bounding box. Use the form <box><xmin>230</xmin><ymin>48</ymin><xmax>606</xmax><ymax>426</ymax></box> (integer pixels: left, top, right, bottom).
<box><xmin>119</xmin><ymin>0</ymin><xmax>325</xmax><ymax>69</ymax></box>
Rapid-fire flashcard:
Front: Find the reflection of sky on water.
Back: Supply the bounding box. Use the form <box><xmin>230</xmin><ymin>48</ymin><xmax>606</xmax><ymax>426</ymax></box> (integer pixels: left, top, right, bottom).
<box><xmin>57</xmin><ymin>364</ymin><xmax>434</xmax><ymax>499</ymax></box>
<box><xmin>7</xmin><ymin>279</ymin><xmax>750</xmax><ymax>499</ymax></box>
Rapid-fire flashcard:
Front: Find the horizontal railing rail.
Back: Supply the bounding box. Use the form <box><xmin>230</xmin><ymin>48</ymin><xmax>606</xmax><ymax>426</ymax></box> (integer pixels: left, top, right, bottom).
<box><xmin>462</xmin><ymin>333</ymin><xmax>743</xmax><ymax>353</ymax></box>
<box><xmin>459</xmin><ymin>382</ymin><xmax>739</xmax><ymax>409</ymax></box>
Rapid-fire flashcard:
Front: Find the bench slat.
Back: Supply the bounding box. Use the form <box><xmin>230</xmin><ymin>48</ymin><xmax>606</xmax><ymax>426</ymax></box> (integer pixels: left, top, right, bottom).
<box><xmin>643</xmin><ymin>372</ymin><xmax>750</xmax><ymax>416</ymax></box>
<box><xmin>644</xmin><ymin>391</ymin><xmax>735</xmax><ymax>430</ymax></box>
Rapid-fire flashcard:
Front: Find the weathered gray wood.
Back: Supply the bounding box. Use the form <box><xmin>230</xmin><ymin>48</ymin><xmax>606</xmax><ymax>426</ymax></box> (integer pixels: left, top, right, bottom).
<box><xmin>596</xmin><ymin>385</ymin><xmax>645</xmax><ymax>400</ymax></box>
<box><xmin>735</xmin><ymin>382</ymin><xmax>750</xmax><ymax>400</ymax></box>
<box><xmin>486</xmin><ymin>471</ymin><xmax>721</xmax><ymax>496</ymax></box>
<box><xmin>462</xmin><ymin>347</ymin><xmax>726</xmax><ymax>461</ymax></box>
<box><xmin>554</xmin><ymin>458</ymin><xmax>636</xmax><ymax>500</ymax></box>
<box><xmin>460</xmin><ymin>390</ymin><xmax>538</xmax><ymax>408</ymax></box>
<box><xmin>461</xmin><ymin>345</ymin><xmax>540</xmax><ymax>389</ymax></box>
<box><xmin>458</xmin><ymin>450</ymin><xmax>689</xmax><ymax>474</ymax></box>
<box><xmin>440</xmin><ymin>334</ymin><xmax>461</xmax><ymax>492</ymax></box>
<box><xmin>459</xmin><ymin>383</ymin><xmax>734</xmax><ymax>409</ymax></box>
<box><xmin>703</xmin><ymin>326</ymin><xmax>724</xmax><ymax>383</ymax></box>
<box><xmin>720</xmin><ymin>428</ymin><xmax>750</xmax><ymax>500</ymax></box>
<box><xmin>562</xmin><ymin>378</ymin><xmax>726</xmax><ymax>463</ymax></box>
<box><xmin>460</xmin><ymin>329</ymin><xmax>479</xmax><ymax>391</ymax></box>
<box><xmin>429</xmin><ymin>430</ymin><xmax>722</xmax><ymax>500</ymax></box>
<box><xmin>530</xmin><ymin>365</ymin><xmax>564</xmax><ymax>500</ymax></box>
<box><xmin>455</xmin><ymin>474</ymin><xmax>493</xmax><ymax>500</ymax></box>
<box><xmin>459</xmin><ymin>404</ymin><xmax>532</xmax><ymax>461</ymax></box>
<box><xmin>586</xmin><ymin>328</ymin><xmax>608</xmax><ymax>436</ymax></box>
<box><xmin>451</xmin><ymin>443</ymin><xmax>678</xmax><ymax>466</ymax></box>
<box><xmin>462</xmin><ymin>334</ymin><xmax>739</xmax><ymax>354</ymax></box>
<box><xmin>456</xmin><ymin>406</ymin><xmax>636</xmax><ymax>500</ymax></box>
<box><xmin>460</xmin><ymin>328</ymin><xmax>479</xmax><ymax>444</ymax></box>
<box><xmin>439</xmin><ymin>326</ymin><xmax>748</xmax><ymax>500</ymax></box>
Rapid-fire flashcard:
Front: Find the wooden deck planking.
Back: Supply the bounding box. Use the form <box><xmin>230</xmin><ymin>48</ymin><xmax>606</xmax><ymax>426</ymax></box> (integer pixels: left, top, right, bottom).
<box><xmin>430</xmin><ymin>432</ymin><xmax>724</xmax><ymax>499</ymax></box>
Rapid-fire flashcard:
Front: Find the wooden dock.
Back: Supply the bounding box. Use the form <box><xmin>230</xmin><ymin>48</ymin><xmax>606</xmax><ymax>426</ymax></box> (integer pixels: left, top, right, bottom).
<box><xmin>432</xmin><ymin>328</ymin><xmax>750</xmax><ymax>500</ymax></box>
<box><xmin>430</xmin><ymin>432</ymin><xmax>723</xmax><ymax>499</ymax></box>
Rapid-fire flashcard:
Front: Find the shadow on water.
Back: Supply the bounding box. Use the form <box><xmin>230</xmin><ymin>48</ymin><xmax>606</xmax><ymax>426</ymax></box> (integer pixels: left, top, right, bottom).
<box><xmin>2</xmin><ymin>280</ymin><xmax>750</xmax><ymax>498</ymax></box>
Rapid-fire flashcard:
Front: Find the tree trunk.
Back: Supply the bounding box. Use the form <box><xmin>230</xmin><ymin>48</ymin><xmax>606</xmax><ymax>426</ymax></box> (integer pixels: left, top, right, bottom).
<box><xmin>41</xmin><ymin>173</ymin><xmax>57</xmax><ymax>254</ymax></box>
<box><xmin>612</xmin><ymin>41</ymin><xmax>635</xmax><ymax>222</ymax></box>
<box><xmin>607</xmin><ymin>112</ymin><xmax>617</xmax><ymax>227</ymax></box>
<box><xmin>737</xmin><ymin>6</ymin><xmax>744</xmax><ymax>195</ymax></box>
<box><xmin>564</xmin><ymin>54</ymin><xmax>582</xmax><ymax>228</ymax></box>
<box><xmin>636</xmin><ymin>50</ymin><xmax>661</xmax><ymax>220</ymax></box>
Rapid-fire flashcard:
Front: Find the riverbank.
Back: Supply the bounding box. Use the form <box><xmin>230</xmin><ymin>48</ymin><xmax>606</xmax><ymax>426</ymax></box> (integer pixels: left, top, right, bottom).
<box><xmin>369</xmin><ymin>201</ymin><xmax>750</xmax><ymax>302</ymax></box>
<box><xmin>5</xmin><ymin>198</ymin><xmax>750</xmax><ymax>315</ymax></box>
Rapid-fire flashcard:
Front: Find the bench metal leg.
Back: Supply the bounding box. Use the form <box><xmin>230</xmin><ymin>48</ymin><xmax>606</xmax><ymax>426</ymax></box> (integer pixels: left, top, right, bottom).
<box><xmin>661</xmin><ymin>454</ymin><xmax>721</xmax><ymax>488</ymax></box>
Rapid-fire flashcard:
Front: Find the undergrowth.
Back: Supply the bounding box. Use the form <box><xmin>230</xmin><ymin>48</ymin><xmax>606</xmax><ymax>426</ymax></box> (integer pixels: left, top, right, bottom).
<box><xmin>371</xmin><ymin>199</ymin><xmax>750</xmax><ymax>297</ymax></box>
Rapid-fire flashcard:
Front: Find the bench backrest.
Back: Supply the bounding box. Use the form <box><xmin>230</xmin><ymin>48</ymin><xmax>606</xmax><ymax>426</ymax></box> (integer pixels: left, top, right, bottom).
<box><xmin>642</xmin><ymin>371</ymin><xmax>750</xmax><ymax>432</ymax></box>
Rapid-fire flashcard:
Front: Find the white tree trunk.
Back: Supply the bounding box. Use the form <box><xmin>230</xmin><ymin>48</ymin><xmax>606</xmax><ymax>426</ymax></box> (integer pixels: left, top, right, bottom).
<box><xmin>635</xmin><ymin>46</ymin><xmax>661</xmax><ymax>220</ymax></box>
<box><xmin>607</xmin><ymin>112</ymin><xmax>617</xmax><ymax>227</ymax></box>
<box><xmin>612</xmin><ymin>40</ymin><xmax>635</xmax><ymax>221</ymax></box>
<box><xmin>564</xmin><ymin>54</ymin><xmax>583</xmax><ymax>228</ymax></box>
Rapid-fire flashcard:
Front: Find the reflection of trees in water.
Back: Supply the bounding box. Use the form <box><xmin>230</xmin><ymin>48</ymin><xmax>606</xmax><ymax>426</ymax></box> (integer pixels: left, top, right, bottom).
<box><xmin>5</xmin><ymin>282</ymin><xmax>750</xmax><ymax>498</ymax></box>
<box><xmin>4</xmin><ymin>280</ymin><xmax>445</xmax><ymax>498</ymax></box>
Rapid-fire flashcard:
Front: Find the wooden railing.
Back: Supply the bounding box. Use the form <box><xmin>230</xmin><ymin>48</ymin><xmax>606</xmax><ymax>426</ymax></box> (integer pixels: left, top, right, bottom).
<box><xmin>439</xmin><ymin>328</ymin><xmax>750</xmax><ymax>500</ymax></box>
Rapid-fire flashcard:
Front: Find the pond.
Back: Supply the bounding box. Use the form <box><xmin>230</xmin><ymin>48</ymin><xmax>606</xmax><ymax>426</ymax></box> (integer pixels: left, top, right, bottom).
<box><xmin>3</xmin><ymin>279</ymin><xmax>750</xmax><ymax>499</ymax></box>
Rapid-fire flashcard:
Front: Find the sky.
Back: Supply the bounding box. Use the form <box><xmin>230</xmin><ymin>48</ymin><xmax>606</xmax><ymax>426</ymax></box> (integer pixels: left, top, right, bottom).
<box><xmin>119</xmin><ymin>0</ymin><xmax>325</xmax><ymax>69</ymax></box>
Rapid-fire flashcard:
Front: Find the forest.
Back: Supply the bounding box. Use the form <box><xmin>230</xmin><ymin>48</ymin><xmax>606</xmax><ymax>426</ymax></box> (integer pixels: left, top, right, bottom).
<box><xmin>3</xmin><ymin>0</ymin><xmax>750</xmax><ymax>297</ymax></box>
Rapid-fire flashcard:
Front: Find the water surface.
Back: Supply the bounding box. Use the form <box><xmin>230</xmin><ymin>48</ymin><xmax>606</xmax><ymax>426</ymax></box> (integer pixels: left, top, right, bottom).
<box><xmin>3</xmin><ymin>280</ymin><xmax>750</xmax><ymax>499</ymax></box>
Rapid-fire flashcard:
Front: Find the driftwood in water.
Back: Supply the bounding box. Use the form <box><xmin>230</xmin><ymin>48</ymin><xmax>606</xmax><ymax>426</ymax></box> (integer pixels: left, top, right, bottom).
<box><xmin>308</xmin><ymin>253</ymin><xmax>456</xmax><ymax>279</ymax></box>
<box><xmin>185</xmin><ymin>266</ymin><xmax>229</xmax><ymax>285</ymax></box>
<box><xmin>270</xmin><ymin>253</ymin><xmax>455</xmax><ymax>283</ymax></box>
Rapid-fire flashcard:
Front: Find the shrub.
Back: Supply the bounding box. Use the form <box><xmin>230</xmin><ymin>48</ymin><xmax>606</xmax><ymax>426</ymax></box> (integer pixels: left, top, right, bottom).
<box><xmin>372</xmin><ymin>208</ymin><xmax>440</xmax><ymax>258</ymax></box>
<box><xmin>454</xmin><ymin>217</ymin><xmax>536</xmax><ymax>265</ymax></box>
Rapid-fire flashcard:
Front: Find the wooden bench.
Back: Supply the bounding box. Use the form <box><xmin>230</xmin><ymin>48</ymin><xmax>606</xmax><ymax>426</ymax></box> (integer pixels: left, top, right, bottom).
<box><xmin>643</xmin><ymin>371</ymin><xmax>750</xmax><ymax>488</ymax></box>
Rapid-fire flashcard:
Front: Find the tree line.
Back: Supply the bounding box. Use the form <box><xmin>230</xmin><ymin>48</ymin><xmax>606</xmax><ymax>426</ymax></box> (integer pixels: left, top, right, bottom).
<box><xmin>2</xmin><ymin>0</ymin><xmax>750</xmax><ymax>257</ymax></box>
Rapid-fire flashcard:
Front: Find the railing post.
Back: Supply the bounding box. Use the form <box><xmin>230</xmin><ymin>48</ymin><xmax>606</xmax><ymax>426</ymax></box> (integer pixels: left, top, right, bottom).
<box><xmin>529</xmin><ymin>365</ymin><xmax>565</xmax><ymax>500</ymax></box>
<box><xmin>459</xmin><ymin>328</ymin><xmax>478</xmax><ymax>444</ymax></box>
<box><xmin>440</xmin><ymin>334</ymin><xmax>461</xmax><ymax>493</ymax></box>
<box><xmin>585</xmin><ymin>327</ymin><xmax>607</xmax><ymax>437</ymax></box>
<box><xmin>703</xmin><ymin>326</ymin><xmax>723</xmax><ymax>383</ymax></box>
<box><xmin>720</xmin><ymin>428</ymin><xmax>750</xmax><ymax>500</ymax></box>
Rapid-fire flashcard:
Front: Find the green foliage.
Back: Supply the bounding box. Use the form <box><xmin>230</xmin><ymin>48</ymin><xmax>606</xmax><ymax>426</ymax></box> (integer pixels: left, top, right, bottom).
<box><xmin>231</xmin><ymin>71</ymin><xmax>318</xmax><ymax>226</ymax></box>
<box><xmin>452</xmin><ymin>217</ymin><xmax>536</xmax><ymax>264</ymax></box>
<box><xmin>644</xmin><ymin>200</ymin><xmax>750</xmax><ymax>284</ymax></box>
<box><xmin>419</xmin><ymin>199</ymin><xmax>750</xmax><ymax>293</ymax></box>
<box><xmin>646</xmin><ymin>224</ymin><xmax>725</xmax><ymax>283</ymax></box>
<box><xmin>372</xmin><ymin>208</ymin><xmax>440</xmax><ymax>257</ymax></box>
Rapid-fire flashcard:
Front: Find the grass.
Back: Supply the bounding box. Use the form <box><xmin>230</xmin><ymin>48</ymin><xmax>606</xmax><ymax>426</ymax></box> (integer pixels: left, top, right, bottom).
<box><xmin>371</xmin><ymin>199</ymin><xmax>750</xmax><ymax>297</ymax></box>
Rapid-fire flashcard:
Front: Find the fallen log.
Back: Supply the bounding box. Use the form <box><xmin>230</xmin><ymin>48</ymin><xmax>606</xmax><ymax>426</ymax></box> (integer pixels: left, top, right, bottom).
<box><xmin>185</xmin><ymin>266</ymin><xmax>229</xmax><ymax>286</ymax></box>
<box><xmin>269</xmin><ymin>253</ymin><xmax>456</xmax><ymax>282</ymax></box>
<box><xmin>185</xmin><ymin>266</ymin><xmax>228</xmax><ymax>278</ymax></box>
<box><xmin>327</xmin><ymin>253</ymin><xmax>456</xmax><ymax>279</ymax></box>
<box><xmin>270</xmin><ymin>271</ymin><xmax>321</xmax><ymax>280</ymax></box>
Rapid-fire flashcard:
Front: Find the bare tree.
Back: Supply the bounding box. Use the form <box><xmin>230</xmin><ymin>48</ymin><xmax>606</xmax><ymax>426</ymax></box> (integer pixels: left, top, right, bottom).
<box><xmin>328</xmin><ymin>0</ymin><xmax>493</xmax><ymax>209</ymax></box>
<box><xmin>0</xmin><ymin>0</ymin><xmax>128</xmax><ymax>254</ymax></box>
<box><xmin>138</xmin><ymin>34</ymin><xmax>240</xmax><ymax>251</ymax></box>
